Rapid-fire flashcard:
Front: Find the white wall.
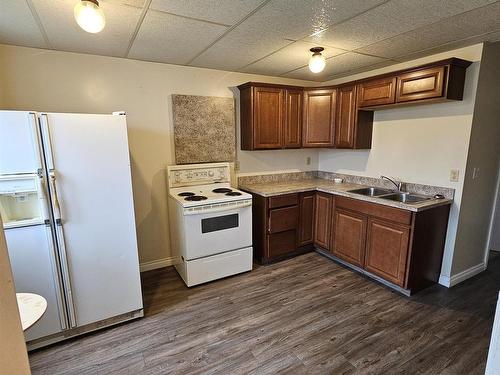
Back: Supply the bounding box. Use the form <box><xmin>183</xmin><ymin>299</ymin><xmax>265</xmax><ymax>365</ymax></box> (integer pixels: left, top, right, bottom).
<box><xmin>453</xmin><ymin>42</ymin><xmax>500</xmax><ymax>275</ymax></box>
<box><xmin>318</xmin><ymin>45</ymin><xmax>483</xmax><ymax>281</ymax></box>
<box><xmin>0</xmin><ymin>44</ymin><xmax>317</xmax><ymax>266</ymax></box>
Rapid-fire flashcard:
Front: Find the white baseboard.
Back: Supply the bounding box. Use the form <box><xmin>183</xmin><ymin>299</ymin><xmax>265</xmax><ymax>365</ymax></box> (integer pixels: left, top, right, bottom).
<box><xmin>140</xmin><ymin>257</ymin><xmax>179</xmax><ymax>272</ymax></box>
<box><xmin>439</xmin><ymin>262</ymin><xmax>487</xmax><ymax>287</ymax></box>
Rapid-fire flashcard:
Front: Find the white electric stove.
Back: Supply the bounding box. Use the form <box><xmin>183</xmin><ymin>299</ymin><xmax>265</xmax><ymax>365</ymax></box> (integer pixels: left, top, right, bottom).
<box><xmin>167</xmin><ymin>162</ymin><xmax>253</xmax><ymax>287</ymax></box>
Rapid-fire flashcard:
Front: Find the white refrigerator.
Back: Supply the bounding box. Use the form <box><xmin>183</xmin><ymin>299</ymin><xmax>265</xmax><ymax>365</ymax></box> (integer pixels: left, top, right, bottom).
<box><xmin>0</xmin><ymin>111</ymin><xmax>143</xmax><ymax>349</ymax></box>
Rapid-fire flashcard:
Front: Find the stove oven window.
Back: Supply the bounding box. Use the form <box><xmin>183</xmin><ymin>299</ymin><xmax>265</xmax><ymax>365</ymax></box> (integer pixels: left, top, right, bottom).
<box><xmin>201</xmin><ymin>214</ymin><xmax>239</xmax><ymax>233</ymax></box>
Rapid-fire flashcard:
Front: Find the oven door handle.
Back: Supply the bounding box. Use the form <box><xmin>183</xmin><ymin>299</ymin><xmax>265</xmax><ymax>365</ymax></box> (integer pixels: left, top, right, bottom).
<box><xmin>183</xmin><ymin>201</ymin><xmax>252</xmax><ymax>215</ymax></box>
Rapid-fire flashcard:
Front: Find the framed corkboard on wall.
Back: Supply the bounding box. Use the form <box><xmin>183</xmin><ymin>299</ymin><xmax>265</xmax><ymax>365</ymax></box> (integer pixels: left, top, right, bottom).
<box><xmin>172</xmin><ymin>95</ymin><xmax>236</xmax><ymax>164</ymax></box>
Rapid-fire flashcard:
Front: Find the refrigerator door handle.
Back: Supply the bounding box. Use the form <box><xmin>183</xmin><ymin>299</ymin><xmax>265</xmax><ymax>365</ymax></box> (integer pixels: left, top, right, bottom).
<box><xmin>45</xmin><ymin>223</ymin><xmax>69</xmax><ymax>330</ymax></box>
<box><xmin>39</xmin><ymin>114</ymin><xmax>55</xmax><ymax>170</ymax></box>
<box><xmin>29</xmin><ymin>112</ymin><xmax>43</xmax><ymax>172</ymax></box>
<box><xmin>55</xmin><ymin>222</ymin><xmax>77</xmax><ymax>328</ymax></box>
<box><xmin>49</xmin><ymin>171</ymin><xmax>63</xmax><ymax>223</ymax></box>
<box><xmin>37</xmin><ymin>173</ymin><xmax>51</xmax><ymax>223</ymax></box>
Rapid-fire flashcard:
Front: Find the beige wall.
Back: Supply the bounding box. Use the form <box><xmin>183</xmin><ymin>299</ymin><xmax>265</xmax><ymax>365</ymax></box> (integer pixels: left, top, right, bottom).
<box><xmin>0</xmin><ymin>44</ymin><xmax>316</xmax><ymax>266</ymax></box>
<box><xmin>452</xmin><ymin>42</ymin><xmax>500</xmax><ymax>274</ymax></box>
<box><xmin>0</xmin><ymin>217</ymin><xmax>31</xmax><ymax>375</ymax></box>
<box><xmin>318</xmin><ymin>45</ymin><xmax>483</xmax><ymax>280</ymax></box>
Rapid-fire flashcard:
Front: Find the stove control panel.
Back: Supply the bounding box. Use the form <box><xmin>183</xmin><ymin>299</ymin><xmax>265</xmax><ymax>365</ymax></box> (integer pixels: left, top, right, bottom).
<box><xmin>169</xmin><ymin>165</ymin><xmax>230</xmax><ymax>187</ymax></box>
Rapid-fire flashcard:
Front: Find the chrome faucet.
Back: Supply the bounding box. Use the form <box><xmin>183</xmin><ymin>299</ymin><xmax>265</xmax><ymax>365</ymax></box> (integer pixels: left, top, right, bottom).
<box><xmin>380</xmin><ymin>175</ymin><xmax>404</xmax><ymax>192</ymax></box>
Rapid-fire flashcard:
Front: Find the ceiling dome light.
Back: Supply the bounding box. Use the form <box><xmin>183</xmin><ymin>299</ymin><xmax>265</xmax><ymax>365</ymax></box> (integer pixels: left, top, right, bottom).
<box><xmin>308</xmin><ymin>47</ymin><xmax>326</xmax><ymax>73</ymax></box>
<box><xmin>74</xmin><ymin>0</ymin><xmax>106</xmax><ymax>34</ymax></box>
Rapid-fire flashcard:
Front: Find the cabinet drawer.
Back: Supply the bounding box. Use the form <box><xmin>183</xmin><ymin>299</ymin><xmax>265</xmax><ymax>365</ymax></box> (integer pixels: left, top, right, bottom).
<box><xmin>267</xmin><ymin>230</ymin><xmax>297</xmax><ymax>258</ymax></box>
<box><xmin>396</xmin><ymin>66</ymin><xmax>445</xmax><ymax>103</ymax></box>
<box><xmin>268</xmin><ymin>206</ymin><xmax>298</xmax><ymax>234</ymax></box>
<box><xmin>358</xmin><ymin>77</ymin><xmax>396</xmax><ymax>108</ymax></box>
<box><xmin>336</xmin><ymin>197</ymin><xmax>411</xmax><ymax>225</ymax></box>
<box><xmin>268</xmin><ymin>193</ymin><xmax>299</xmax><ymax>208</ymax></box>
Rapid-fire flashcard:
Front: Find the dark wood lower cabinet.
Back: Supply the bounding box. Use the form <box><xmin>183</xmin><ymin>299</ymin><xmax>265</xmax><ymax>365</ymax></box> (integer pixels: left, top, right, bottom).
<box><xmin>298</xmin><ymin>192</ymin><xmax>315</xmax><ymax>246</ymax></box>
<box><xmin>365</xmin><ymin>218</ymin><xmax>410</xmax><ymax>286</ymax></box>
<box><xmin>248</xmin><ymin>190</ymin><xmax>450</xmax><ymax>294</ymax></box>
<box><xmin>332</xmin><ymin>208</ymin><xmax>367</xmax><ymax>268</ymax></box>
<box><xmin>329</xmin><ymin>196</ymin><xmax>450</xmax><ymax>294</ymax></box>
<box><xmin>250</xmin><ymin>192</ymin><xmax>314</xmax><ymax>264</ymax></box>
<box><xmin>314</xmin><ymin>193</ymin><xmax>333</xmax><ymax>250</ymax></box>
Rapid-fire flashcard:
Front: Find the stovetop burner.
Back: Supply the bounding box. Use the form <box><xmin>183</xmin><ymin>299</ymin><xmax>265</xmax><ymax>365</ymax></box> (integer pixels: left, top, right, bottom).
<box><xmin>178</xmin><ymin>192</ymin><xmax>195</xmax><ymax>197</ymax></box>
<box><xmin>212</xmin><ymin>188</ymin><xmax>233</xmax><ymax>194</ymax></box>
<box><xmin>226</xmin><ymin>191</ymin><xmax>242</xmax><ymax>196</ymax></box>
<box><xmin>184</xmin><ymin>195</ymin><xmax>208</xmax><ymax>201</ymax></box>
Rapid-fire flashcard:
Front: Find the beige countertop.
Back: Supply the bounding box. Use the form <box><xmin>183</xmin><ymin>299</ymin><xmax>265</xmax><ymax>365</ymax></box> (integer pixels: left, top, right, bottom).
<box><xmin>239</xmin><ymin>178</ymin><xmax>453</xmax><ymax>212</ymax></box>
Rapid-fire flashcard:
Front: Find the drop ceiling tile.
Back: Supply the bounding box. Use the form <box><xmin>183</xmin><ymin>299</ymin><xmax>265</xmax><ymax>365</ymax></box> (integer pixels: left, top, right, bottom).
<box><xmin>105</xmin><ymin>0</ymin><xmax>147</xmax><ymax>8</ymax></box>
<box><xmin>190</xmin><ymin>0</ymin><xmax>387</xmax><ymax>71</ymax></box>
<box><xmin>32</xmin><ymin>0</ymin><xmax>142</xmax><ymax>57</ymax></box>
<box><xmin>283</xmin><ymin>53</ymin><xmax>389</xmax><ymax>81</ymax></box>
<box><xmin>356</xmin><ymin>2</ymin><xmax>500</xmax><ymax>59</ymax></box>
<box><xmin>150</xmin><ymin>0</ymin><xmax>265</xmax><ymax>25</ymax></box>
<box><xmin>241</xmin><ymin>42</ymin><xmax>345</xmax><ymax>76</ymax></box>
<box><xmin>306</xmin><ymin>0</ymin><xmax>498</xmax><ymax>50</ymax></box>
<box><xmin>0</xmin><ymin>0</ymin><xmax>46</xmax><ymax>48</ymax></box>
<box><xmin>128</xmin><ymin>10</ymin><xmax>228</xmax><ymax>64</ymax></box>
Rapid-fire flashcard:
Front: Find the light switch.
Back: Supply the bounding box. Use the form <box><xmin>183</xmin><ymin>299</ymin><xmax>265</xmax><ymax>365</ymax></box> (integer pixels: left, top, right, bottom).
<box><xmin>306</xmin><ymin>156</ymin><xmax>311</xmax><ymax>165</ymax></box>
<box><xmin>450</xmin><ymin>169</ymin><xmax>459</xmax><ymax>182</ymax></box>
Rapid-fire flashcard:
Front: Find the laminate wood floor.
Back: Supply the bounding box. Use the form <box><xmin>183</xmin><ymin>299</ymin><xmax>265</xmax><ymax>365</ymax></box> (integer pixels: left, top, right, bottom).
<box><xmin>29</xmin><ymin>252</ymin><xmax>500</xmax><ymax>374</ymax></box>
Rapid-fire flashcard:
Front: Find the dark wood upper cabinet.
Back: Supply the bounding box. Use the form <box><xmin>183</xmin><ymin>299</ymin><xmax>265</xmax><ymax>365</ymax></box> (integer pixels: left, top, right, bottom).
<box><xmin>238</xmin><ymin>58</ymin><xmax>471</xmax><ymax>150</ymax></box>
<box><xmin>253</xmin><ymin>86</ymin><xmax>283</xmax><ymax>149</ymax></box>
<box><xmin>396</xmin><ymin>66</ymin><xmax>445</xmax><ymax>103</ymax></box>
<box><xmin>335</xmin><ymin>85</ymin><xmax>357</xmax><ymax>148</ymax></box>
<box><xmin>298</xmin><ymin>192</ymin><xmax>315</xmax><ymax>246</ymax></box>
<box><xmin>334</xmin><ymin>85</ymin><xmax>374</xmax><ymax>149</ymax></box>
<box><xmin>302</xmin><ymin>89</ymin><xmax>336</xmax><ymax>148</ymax></box>
<box><xmin>314</xmin><ymin>192</ymin><xmax>332</xmax><ymax>250</ymax></box>
<box><xmin>284</xmin><ymin>89</ymin><xmax>302</xmax><ymax>148</ymax></box>
<box><xmin>358</xmin><ymin>77</ymin><xmax>397</xmax><ymax>108</ymax></box>
<box><xmin>365</xmin><ymin>218</ymin><xmax>410</xmax><ymax>286</ymax></box>
<box><xmin>332</xmin><ymin>208</ymin><xmax>367</xmax><ymax>268</ymax></box>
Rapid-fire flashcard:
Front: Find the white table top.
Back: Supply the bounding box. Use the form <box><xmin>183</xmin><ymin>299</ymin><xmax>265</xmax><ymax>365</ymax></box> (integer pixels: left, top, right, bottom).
<box><xmin>16</xmin><ymin>293</ymin><xmax>47</xmax><ymax>331</ymax></box>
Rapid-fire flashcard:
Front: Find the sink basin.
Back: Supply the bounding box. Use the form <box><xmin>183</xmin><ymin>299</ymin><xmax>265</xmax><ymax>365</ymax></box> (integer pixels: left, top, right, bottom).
<box><xmin>348</xmin><ymin>187</ymin><xmax>393</xmax><ymax>197</ymax></box>
<box><xmin>380</xmin><ymin>193</ymin><xmax>431</xmax><ymax>203</ymax></box>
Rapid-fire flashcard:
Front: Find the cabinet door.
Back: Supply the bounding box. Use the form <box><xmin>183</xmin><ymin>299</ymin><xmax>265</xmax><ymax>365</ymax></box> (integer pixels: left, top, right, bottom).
<box><xmin>358</xmin><ymin>77</ymin><xmax>396</xmax><ymax>108</ymax></box>
<box><xmin>284</xmin><ymin>89</ymin><xmax>302</xmax><ymax>148</ymax></box>
<box><xmin>335</xmin><ymin>85</ymin><xmax>357</xmax><ymax>148</ymax></box>
<box><xmin>302</xmin><ymin>89</ymin><xmax>336</xmax><ymax>147</ymax></box>
<box><xmin>254</xmin><ymin>87</ymin><xmax>284</xmax><ymax>149</ymax></box>
<box><xmin>333</xmin><ymin>208</ymin><xmax>367</xmax><ymax>267</ymax></box>
<box><xmin>396</xmin><ymin>66</ymin><xmax>445</xmax><ymax>103</ymax></box>
<box><xmin>314</xmin><ymin>193</ymin><xmax>332</xmax><ymax>249</ymax></box>
<box><xmin>365</xmin><ymin>218</ymin><xmax>410</xmax><ymax>286</ymax></box>
<box><xmin>298</xmin><ymin>192</ymin><xmax>315</xmax><ymax>246</ymax></box>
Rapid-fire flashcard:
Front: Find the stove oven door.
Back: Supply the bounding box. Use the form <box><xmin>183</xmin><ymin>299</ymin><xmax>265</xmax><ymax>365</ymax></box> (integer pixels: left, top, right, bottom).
<box><xmin>183</xmin><ymin>203</ymin><xmax>252</xmax><ymax>260</ymax></box>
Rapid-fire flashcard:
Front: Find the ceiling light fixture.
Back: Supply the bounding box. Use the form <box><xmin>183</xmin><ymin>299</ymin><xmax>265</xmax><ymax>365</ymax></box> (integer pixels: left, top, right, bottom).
<box><xmin>74</xmin><ymin>0</ymin><xmax>106</xmax><ymax>34</ymax></box>
<box><xmin>309</xmin><ymin>47</ymin><xmax>326</xmax><ymax>73</ymax></box>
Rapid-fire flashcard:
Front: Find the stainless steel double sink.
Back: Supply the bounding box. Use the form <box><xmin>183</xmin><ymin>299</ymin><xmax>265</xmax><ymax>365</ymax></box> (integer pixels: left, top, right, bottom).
<box><xmin>347</xmin><ymin>187</ymin><xmax>432</xmax><ymax>204</ymax></box>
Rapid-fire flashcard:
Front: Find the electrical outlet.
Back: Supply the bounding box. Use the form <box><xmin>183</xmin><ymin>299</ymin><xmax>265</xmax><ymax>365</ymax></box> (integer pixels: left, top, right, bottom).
<box><xmin>473</xmin><ymin>167</ymin><xmax>480</xmax><ymax>179</ymax></box>
<box><xmin>450</xmin><ymin>169</ymin><xmax>459</xmax><ymax>182</ymax></box>
<box><xmin>306</xmin><ymin>156</ymin><xmax>311</xmax><ymax>165</ymax></box>
<box><xmin>234</xmin><ymin>161</ymin><xmax>240</xmax><ymax>171</ymax></box>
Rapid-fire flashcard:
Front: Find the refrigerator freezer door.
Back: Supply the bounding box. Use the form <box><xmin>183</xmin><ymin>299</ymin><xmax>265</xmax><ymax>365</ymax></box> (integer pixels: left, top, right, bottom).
<box><xmin>5</xmin><ymin>225</ymin><xmax>68</xmax><ymax>341</ymax></box>
<box><xmin>0</xmin><ymin>111</ymin><xmax>42</xmax><ymax>175</ymax></box>
<box><xmin>40</xmin><ymin>113</ymin><xmax>143</xmax><ymax>327</ymax></box>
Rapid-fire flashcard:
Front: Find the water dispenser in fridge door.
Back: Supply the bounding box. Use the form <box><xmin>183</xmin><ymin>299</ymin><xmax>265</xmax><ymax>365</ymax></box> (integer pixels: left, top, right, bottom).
<box><xmin>0</xmin><ymin>176</ymin><xmax>45</xmax><ymax>228</ymax></box>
